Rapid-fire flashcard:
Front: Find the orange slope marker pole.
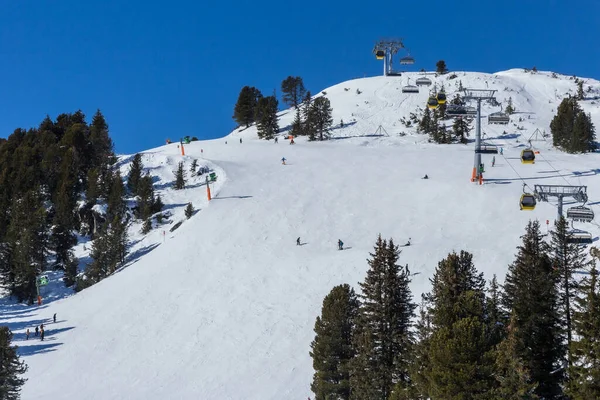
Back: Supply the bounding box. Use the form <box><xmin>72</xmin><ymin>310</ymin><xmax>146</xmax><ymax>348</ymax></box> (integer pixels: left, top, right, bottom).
<box><xmin>181</xmin><ymin>142</ymin><xmax>185</xmax><ymax>156</ymax></box>
<box><xmin>206</xmin><ymin>176</ymin><xmax>211</xmax><ymax>201</ymax></box>
<box><xmin>471</xmin><ymin>167</ymin><xmax>477</xmax><ymax>182</ymax></box>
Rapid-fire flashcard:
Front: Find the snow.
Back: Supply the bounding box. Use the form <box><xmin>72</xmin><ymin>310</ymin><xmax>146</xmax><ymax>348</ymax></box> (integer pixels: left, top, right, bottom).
<box><xmin>1</xmin><ymin>69</ymin><xmax>600</xmax><ymax>399</ymax></box>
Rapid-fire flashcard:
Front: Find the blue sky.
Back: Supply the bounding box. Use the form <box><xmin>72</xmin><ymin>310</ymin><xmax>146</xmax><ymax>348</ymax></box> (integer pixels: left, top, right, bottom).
<box><xmin>0</xmin><ymin>0</ymin><xmax>598</xmax><ymax>154</ymax></box>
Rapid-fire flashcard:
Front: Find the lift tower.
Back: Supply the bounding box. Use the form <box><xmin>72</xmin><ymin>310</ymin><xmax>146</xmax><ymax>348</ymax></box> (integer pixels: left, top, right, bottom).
<box><xmin>373</xmin><ymin>39</ymin><xmax>407</xmax><ymax>76</ymax></box>
<box><xmin>463</xmin><ymin>89</ymin><xmax>497</xmax><ymax>184</ymax></box>
<box><xmin>533</xmin><ymin>185</ymin><xmax>588</xmax><ymax>220</ymax></box>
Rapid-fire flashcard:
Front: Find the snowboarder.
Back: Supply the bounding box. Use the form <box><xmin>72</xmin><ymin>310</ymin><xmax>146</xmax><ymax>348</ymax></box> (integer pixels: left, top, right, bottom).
<box><xmin>422</xmin><ymin>174</ymin><xmax>429</xmax><ymax>179</ymax></box>
<box><xmin>405</xmin><ymin>238</ymin><xmax>411</xmax><ymax>246</ymax></box>
<box><xmin>492</xmin><ymin>156</ymin><xmax>496</xmax><ymax>167</ymax></box>
<box><xmin>26</xmin><ymin>329</ymin><xmax>30</xmax><ymax>340</ymax></box>
<box><xmin>274</xmin><ymin>137</ymin><xmax>278</xmax><ymax>143</ymax></box>
<box><xmin>281</xmin><ymin>157</ymin><xmax>286</xmax><ymax>165</ymax></box>
<box><xmin>35</xmin><ymin>326</ymin><xmax>39</xmax><ymax>337</ymax></box>
<box><xmin>53</xmin><ymin>313</ymin><xmax>56</xmax><ymax>323</ymax></box>
<box><xmin>290</xmin><ymin>138</ymin><xmax>295</xmax><ymax>145</ymax></box>
<box><xmin>40</xmin><ymin>327</ymin><xmax>45</xmax><ymax>341</ymax></box>
<box><xmin>240</xmin><ymin>138</ymin><xmax>243</xmax><ymax>144</ymax></box>
<box><xmin>297</xmin><ymin>237</ymin><xmax>301</xmax><ymax>246</ymax></box>
<box><xmin>338</xmin><ymin>239</ymin><xmax>344</xmax><ymax>251</ymax></box>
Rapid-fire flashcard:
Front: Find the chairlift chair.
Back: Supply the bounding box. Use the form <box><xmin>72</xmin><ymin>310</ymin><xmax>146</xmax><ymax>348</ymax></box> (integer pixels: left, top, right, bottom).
<box><xmin>566</xmin><ymin>206</ymin><xmax>595</xmax><ymax>223</ymax></box>
<box><xmin>416</xmin><ymin>77</ymin><xmax>432</xmax><ymax>86</ymax></box>
<box><xmin>567</xmin><ymin>229</ymin><xmax>593</xmax><ymax>245</ymax></box>
<box><xmin>400</xmin><ymin>55</ymin><xmax>415</xmax><ymax>65</ymax></box>
<box><xmin>446</xmin><ymin>105</ymin><xmax>466</xmax><ymax>117</ymax></box>
<box><xmin>402</xmin><ymin>85</ymin><xmax>419</xmax><ymax>93</ymax></box>
<box><xmin>520</xmin><ymin>194</ymin><xmax>536</xmax><ymax>210</ymax></box>
<box><xmin>488</xmin><ymin>112</ymin><xmax>510</xmax><ymax>125</ymax></box>
<box><xmin>477</xmin><ymin>144</ymin><xmax>499</xmax><ymax>154</ymax></box>
<box><xmin>521</xmin><ymin>149</ymin><xmax>536</xmax><ymax>164</ymax></box>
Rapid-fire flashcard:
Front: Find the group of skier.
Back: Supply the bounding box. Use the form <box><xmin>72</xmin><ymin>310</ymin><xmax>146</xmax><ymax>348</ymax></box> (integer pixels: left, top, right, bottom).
<box><xmin>24</xmin><ymin>313</ymin><xmax>56</xmax><ymax>341</ymax></box>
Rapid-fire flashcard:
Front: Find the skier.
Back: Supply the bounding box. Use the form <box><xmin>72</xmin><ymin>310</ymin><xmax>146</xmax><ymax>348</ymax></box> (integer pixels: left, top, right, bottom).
<box><xmin>274</xmin><ymin>137</ymin><xmax>278</xmax><ymax>143</ymax></box>
<box><xmin>405</xmin><ymin>237</ymin><xmax>411</xmax><ymax>246</ymax></box>
<box><xmin>40</xmin><ymin>327</ymin><xmax>45</xmax><ymax>341</ymax></box>
<box><xmin>297</xmin><ymin>237</ymin><xmax>301</xmax><ymax>246</ymax></box>
<box><xmin>338</xmin><ymin>239</ymin><xmax>344</xmax><ymax>251</ymax></box>
<box><xmin>53</xmin><ymin>313</ymin><xmax>57</xmax><ymax>323</ymax></box>
<box><xmin>422</xmin><ymin>174</ymin><xmax>429</xmax><ymax>179</ymax></box>
<box><xmin>26</xmin><ymin>329</ymin><xmax>30</xmax><ymax>340</ymax></box>
<box><xmin>35</xmin><ymin>326</ymin><xmax>39</xmax><ymax>337</ymax></box>
<box><xmin>500</xmin><ymin>147</ymin><xmax>503</xmax><ymax>155</ymax></box>
<box><xmin>281</xmin><ymin>157</ymin><xmax>286</xmax><ymax>165</ymax></box>
<box><xmin>492</xmin><ymin>156</ymin><xmax>496</xmax><ymax>167</ymax></box>
<box><xmin>240</xmin><ymin>138</ymin><xmax>243</xmax><ymax>144</ymax></box>
<box><xmin>290</xmin><ymin>138</ymin><xmax>295</xmax><ymax>145</ymax></box>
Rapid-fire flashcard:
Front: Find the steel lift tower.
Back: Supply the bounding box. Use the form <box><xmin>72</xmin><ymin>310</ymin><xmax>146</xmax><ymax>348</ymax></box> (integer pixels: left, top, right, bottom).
<box><xmin>534</xmin><ymin>185</ymin><xmax>588</xmax><ymax>220</ymax></box>
<box><xmin>463</xmin><ymin>89</ymin><xmax>497</xmax><ymax>184</ymax></box>
<box><xmin>373</xmin><ymin>39</ymin><xmax>407</xmax><ymax>77</ymax></box>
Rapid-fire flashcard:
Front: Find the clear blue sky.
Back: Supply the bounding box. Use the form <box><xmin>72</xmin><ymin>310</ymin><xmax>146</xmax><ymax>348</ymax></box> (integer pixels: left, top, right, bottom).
<box><xmin>1</xmin><ymin>0</ymin><xmax>598</xmax><ymax>154</ymax></box>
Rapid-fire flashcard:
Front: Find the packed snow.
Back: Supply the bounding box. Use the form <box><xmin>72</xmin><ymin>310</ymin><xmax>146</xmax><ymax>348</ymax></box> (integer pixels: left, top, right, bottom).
<box><xmin>1</xmin><ymin>69</ymin><xmax>600</xmax><ymax>399</ymax></box>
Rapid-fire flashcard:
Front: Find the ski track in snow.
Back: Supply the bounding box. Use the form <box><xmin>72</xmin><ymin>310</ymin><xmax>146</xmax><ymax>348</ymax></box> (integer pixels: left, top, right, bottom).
<box><xmin>1</xmin><ymin>69</ymin><xmax>600</xmax><ymax>400</ymax></box>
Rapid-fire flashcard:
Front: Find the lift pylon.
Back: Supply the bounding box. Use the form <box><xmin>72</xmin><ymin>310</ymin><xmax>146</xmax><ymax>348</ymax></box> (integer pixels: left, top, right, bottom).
<box><xmin>463</xmin><ymin>89</ymin><xmax>497</xmax><ymax>184</ymax></box>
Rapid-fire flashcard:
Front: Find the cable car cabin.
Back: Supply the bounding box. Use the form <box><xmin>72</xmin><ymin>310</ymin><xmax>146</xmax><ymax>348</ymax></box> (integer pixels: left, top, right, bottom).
<box><xmin>427</xmin><ymin>97</ymin><xmax>439</xmax><ymax>109</ymax></box>
<box><xmin>446</xmin><ymin>105</ymin><xmax>467</xmax><ymax>116</ymax></box>
<box><xmin>488</xmin><ymin>112</ymin><xmax>510</xmax><ymax>125</ymax></box>
<box><xmin>477</xmin><ymin>144</ymin><xmax>499</xmax><ymax>154</ymax></box>
<box><xmin>402</xmin><ymin>85</ymin><xmax>419</xmax><ymax>94</ymax></box>
<box><xmin>436</xmin><ymin>92</ymin><xmax>447</xmax><ymax>104</ymax></box>
<box><xmin>521</xmin><ymin>149</ymin><xmax>536</xmax><ymax>164</ymax></box>
<box><xmin>566</xmin><ymin>206</ymin><xmax>595</xmax><ymax>223</ymax></box>
<box><xmin>416</xmin><ymin>77</ymin><xmax>432</xmax><ymax>86</ymax></box>
<box><xmin>375</xmin><ymin>50</ymin><xmax>385</xmax><ymax>60</ymax></box>
<box><xmin>400</xmin><ymin>56</ymin><xmax>415</xmax><ymax>65</ymax></box>
<box><xmin>520</xmin><ymin>194</ymin><xmax>536</xmax><ymax>210</ymax></box>
<box><xmin>567</xmin><ymin>230</ymin><xmax>593</xmax><ymax>245</ymax></box>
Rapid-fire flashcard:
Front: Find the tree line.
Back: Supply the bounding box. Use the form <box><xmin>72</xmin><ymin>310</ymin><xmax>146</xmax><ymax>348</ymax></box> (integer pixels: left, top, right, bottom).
<box><xmin>310</xmin><ymin>219</ymin><xmax>600</xmax><ymax>399</ymax></box>
<box><xmin>232</xmin><ymin>76</ymin><xmax>333</xmax><ymax>141</ymax></box>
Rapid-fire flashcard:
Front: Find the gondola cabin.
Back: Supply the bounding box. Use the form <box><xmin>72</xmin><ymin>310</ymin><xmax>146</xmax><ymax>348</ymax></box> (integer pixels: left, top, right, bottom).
<box><xmin>521</xmin><ymin>149</ymin><xmax>535</xmax><ymax>164</ymax></box>
<box><xmin>427</xmin><ymin>96</ymin><xmax>439</xmax><ymax>109</ymax></box>
<box><xmin>436</xmin><ymin>92</ymin><xmax>447</xmax><ymax>104</ymax></box>
<box><xmin>375</xmin><ymin>50</ymin><xmax>385</xmax><ymax>60</ymax></box>
<box><xmin>520</xmin><ymin>194</ymin><xmax>536</xmax><ymax>210</ymax></box>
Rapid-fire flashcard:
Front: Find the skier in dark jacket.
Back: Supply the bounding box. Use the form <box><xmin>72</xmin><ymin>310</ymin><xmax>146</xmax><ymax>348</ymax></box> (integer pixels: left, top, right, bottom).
<box><xmin>297</xmin><ymin>237</ymin><xmax>301</xmax><ymax>246</ymax></box>
<box><xmin>40</xmin><ymin>327</ymin><xmax>45</xmax><ymax>341</ymax></box>
<box><xmin>338</xmin><ymin>239</ymin><xmax>344</xmax><ymax>250</ymax></box>
<box><xmin>53</xmin><ymin>313</ymin><xmax>56</xmax><ymax>323</ymax></box>
<box><xmin>35</xmin><ymin>326</ymin><xmax>39</xmax><ymax>337</ymax></box>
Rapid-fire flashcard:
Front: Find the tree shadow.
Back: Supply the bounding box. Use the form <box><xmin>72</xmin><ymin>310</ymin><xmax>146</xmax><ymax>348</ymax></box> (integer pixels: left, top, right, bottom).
<box><xmin>18</xmin><ymin>342</ymin><xmax>62</xmax><ymax>357</ymax></box>
<box><xmin>120</xmin><ymin>243</ymin><xmax>161</xmax><ymax>271</ymax></box>
<box><xmin>212</xmin><ymin>195</ymin><xmax>253</xmax><ymax>200</ymax></box>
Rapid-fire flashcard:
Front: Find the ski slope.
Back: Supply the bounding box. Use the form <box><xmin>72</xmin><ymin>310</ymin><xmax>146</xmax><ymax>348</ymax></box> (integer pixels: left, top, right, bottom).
<box><xmin>1</xmin><ymin>69</ymin><xmax>600</xmax><ymax>399</ymax></box>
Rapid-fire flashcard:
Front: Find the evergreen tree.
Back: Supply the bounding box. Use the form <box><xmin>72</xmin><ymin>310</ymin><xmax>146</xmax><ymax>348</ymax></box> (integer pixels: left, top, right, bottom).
<box><xmin>351</xmin><ymin>236</ymin><xmax>415</xmax><ymax>399</ymax></box>
<box><xmin>566</xmin><ymin>259</ymin><xmax>600</xmax><ymax>399</ymax></box>
<box><xmin>407</xmin><ymin>301</ymin><xmax>432</xmax><ymax>400</ymax></box>
<box><xmin>233</xmin><ymin>86</ymin><xmax>262</xmax><ymax>128</ymax></box>
<box><xmin>502</xmin><ymin>220</ymin><xmax>564</xmax><ymax>399</ymax></box>
<box><xmin>106</xmin><ymin>170</ymin><xmax>126</xmax><ymax>223</ymax></box>
<box><xmin>452</xmin><ymin>116</ymin><xmax>470</xmax><ymax>144</ymax></box>
<box><xmin>493</xmin><ymin>314</ymin><xmax>539</xmax><ymax>399</ymax></box>
<box><xmin>576</xmin><ymin>80</ymin><xmax>584</xmax><ymax>100</ymax></box>
<box><xmin>435</xmin><ymin>60</ymin><xmax>448</xmax><ymax>74</ymax></box>
<box><xmin>141</xmin><ymin>217</ymin><xmax>152</xmax><ymax>234</ymax></box>
<box><xmin>310</xmin><ymin>284</ymin><xmax>358</xmax><ymax>400</ymax></box>
<box><xmin>550</xmin><ymin>97</ymin><xmax>596</xmax><ymax>153</ymax></box>
<box><xmin>290</xmin><ymin>109</ymin><xmax>303</xmax><ymax>137</ymax></box>
<box><xmin>418</xmin><ymin>108</ymin><xmax>432</xmax><ymax>134</ymax></box>
<box><xmin>136</xmin><ymin>173</ymin><xmax>155</xmax><ymax>220</ymax></box>
<box><xmin>308</xmin><ymin>97</ymin><xmax>333</xmax><ymax>141</ymax></box>
<box><xmin>505</xmin><ymin>97</ymin><xmax>515</xmax><ymax>114</ymax></box>
<box><xmin>185</xmin><ymin>202</ymin><xmax>194</xmax><ymax>219</ymax></box>
<box><xmin>486</xmin><ymin>275</ymin><xmax>504</xmax><ymax>347</ymax></box>
<box><xmin>550</xmin><ymin>216</ymin><xmax>592</xmax><ymax>361</ymax></box>
<box><xmin>281</xmin><ymin>76</ymin><xmax>306</xmax><ymax>109</ymax></box>
<box><xmin>0</xmin><ymin>327</ymin><xmax>28</xmax><ymax>399</ymax></box>
<box><xmin>422</xmin><ymin>251</ymin><xmax>495</xmax><ymax>398</ymax></box>
<box><xmin>255</xmin><ymin>96</ymin><xmax>279</xmax><ymax>140</ymax></box>
<box><xmin>89</xmin><ymin>109</ymin><xmax>114</xmax><ymax>169</ymax></box>
<box><xmin>190</xmin><ymin>159</ymin><xmax>198</xmax><ymax>174</ymax></box>
<box><xmin>127</xmin><ymin>154</ymin><xmax>144</xmax><ymax>196</ymax></box>
<box><xmin>85</xmin><ymin>167</ymin><xmax>101</xmax><ymax>205</ymax></box>
<box><xmin>173</xmin><ymin>162</ymin><xmax>187</xmax><ymax>190</ymax></box>
<box><xmin>152</xmin><ymin>194</ymin><xmax>164</xmax><ymax>215</ymax></box>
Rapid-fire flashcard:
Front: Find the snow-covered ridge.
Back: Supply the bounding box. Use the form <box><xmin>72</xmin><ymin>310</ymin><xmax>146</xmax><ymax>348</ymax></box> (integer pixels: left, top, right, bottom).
<box><xmin>1</xmin><ymin>69</ymin><xmax>599</xmax><ymax>399</ymax></box>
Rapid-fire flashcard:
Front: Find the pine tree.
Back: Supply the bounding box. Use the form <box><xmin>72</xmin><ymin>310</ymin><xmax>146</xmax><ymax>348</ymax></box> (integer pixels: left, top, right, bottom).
<box><xmin>502</xmin><ymin>220</ymin><xmax>564</xmax><ymax>399</ymax></box>
<box><xmin>505</xmin><ymin>97</ymin><xmax>515</xmax><ymax>114</ymax></box>
<box><xmin>85</xmin><ymin>167</ymin><xmax>101</xmax><ymax>205</ymax></box>
<box><xmin>550</xmin><ymin>216</ymin><xmax>591</xmax><ymax>361</ymax></box>
<box><xmin>351</xmin><ymin>236</ymin><xmax>415</xmax><ymax>399</ymax></box>
<box><xmin>255</xmin><ymin>96</ymin><xmax>279</xmax><ymax>140</ymax></box>
<box><xmin>190</xmin><ymin>159</ymin><xmax>198</xmax><ymax>174</ymax></box>
<box><xmin>407</xmin><ymin>301</ymin><xmax>432</xmax><ymax>399</ymax></box>
<box><xmin>550</xmin><ymin>97</ymin><xmax>596</xmax><ymax>153</ymax></box>
<box><xmin>136</xmin><ymin>173</ymin><xmax>155</xmax><ymax>220</ymax></box>
<box><xmin>152</xmin><ymin>194</ymin><xmax>164</xmax><ymax>215</ymax></box>
<box><xmin>418</xmin><ymin>108</ymin><xmax>432</xmax><ymax>134</ymax></box>
<box><xmin>566</xmin><ymin>259</ymin><xmax>600</xmax><ymax>399</ymax></box>
<box><xmin>452</xmin><ymin>116</ymin><xmax>470</xmax><ymax>144</ymax></box>
<box><xmin>106</xmin><ymin>170</ymin><xmax>126</xmax><ymax>223</ymax></box>
<box><xmin>173</xmin><ymin>162</ymin><xmax>187</xmax><ymax>190</ymax></box>
<box><xmin>310</xmin><ymin>284</ymin><xmax>358</xmax><ymax>400</ymax></box>
<box><xmin>290</xmin><ymin>109</ymin><xmax>303</xmax><ymax>137</ymax></box>
<box><xmin>493</xmin><ymin>314</ymin><xmax>539</xmax><ymax>399</ymax></box>
<box><xmin>0</xmin><ymin>327</ymin><xmax>28</xmax><ymax>399</ymax></box>
<box><xmin>576</xmin><ymin>80</ymin><xmax>584</xmax><ymax>100</ymax></box>
<box><xmin>185</xmin><ymin>202</ymin><xmax>194</xmax><ymax>219</ymax></box>
<box><xmin>281</xmin><ymin>76</ymin><xmax>306</xmax><ymax>109</ymax></box>
<box><xmin>308</xmin><ymin>97</ymin><xmax>333</xmax><ymax>141</ymax></box>
<box><xmin>127</xmin><ymin>153</ymin><xmax>144</xmax><ymax>196</ymax></box>
<box><xmin>141</xmin><ymin>218</ymin><xmax>152</xmax><ymax>234</ymax></box>
<box><xmin>89</xmin><ymin>109</ymin><xmax>114</xmax><ymax>169</ymax></box>
<box><xmin>233</xmin><ymin>86</ymin><xmax>262</xmax><ymax>127</ymax></box>
<box><xmin>436</xmin><ymin>60</ymin><xmax>448</xmax><ymax>74</ymax></box>
<box><xmin>423</xmin><ymin>251</ymin><xmax>495</xmax><ymax>398</ymax></box>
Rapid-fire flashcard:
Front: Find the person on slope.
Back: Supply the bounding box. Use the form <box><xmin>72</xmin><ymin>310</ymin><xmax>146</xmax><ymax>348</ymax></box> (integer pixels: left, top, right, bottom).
<box><xmin>240</xmin><ymin>138</ymin><xmax>243</xmax><ymax>144</ymax></box>
<box><xmin>492</xmin><ymin>156</ymin><xmax>496</xmax><ymax>167</ymax></box>
<box><xmin>405</xmin><ymin>237</ymin><xmax>411</xmax><ymax>246</ymax></box>
<box><xmin>290</xmin><ymin>138</ymin><xmax>295</xmax><ymax>145</ymax></box>
<box><xmin>26</xmin><ymin>329</ymin><xmax>30</xmax><ymax>340</ymax></box>
<box><xmin>40</xmin><ymin>327</ymin><xmax>45</xmax><ymax>341</ymax></box>
<box><xmin>338</xmin><ymin>239</ymin><xmax>344</xmax><ymax>251</ymax></box>
<box><xmin>274</xmin><ymin>137</ymin><xmax>278</xmax><ymax>143</ymax></box>
<box><xmin>422</xmin><ymin>174</ymin><xmax>429</xmax><ymax>179</ymax></box>
<box><xmin>35</xmin><ymin>326</ymin><xmax>39</xmax><ymax>337</ymax></box>
<box><xmin>281</xmin><ymin>157</ymin><xmax>286</xmax><ymax>165</ymax></box>
<box><xmin>297</xmin><ymin>237</ymin><xmax>301</xmax><ymax>246</ymax></box>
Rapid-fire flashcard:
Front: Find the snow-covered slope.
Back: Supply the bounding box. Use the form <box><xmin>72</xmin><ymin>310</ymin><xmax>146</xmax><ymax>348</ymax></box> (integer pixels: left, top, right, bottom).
<box><xmin>2</xmin><ymin>69</ymin><xmax>600</xmax><ymax>400</ymax></box>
